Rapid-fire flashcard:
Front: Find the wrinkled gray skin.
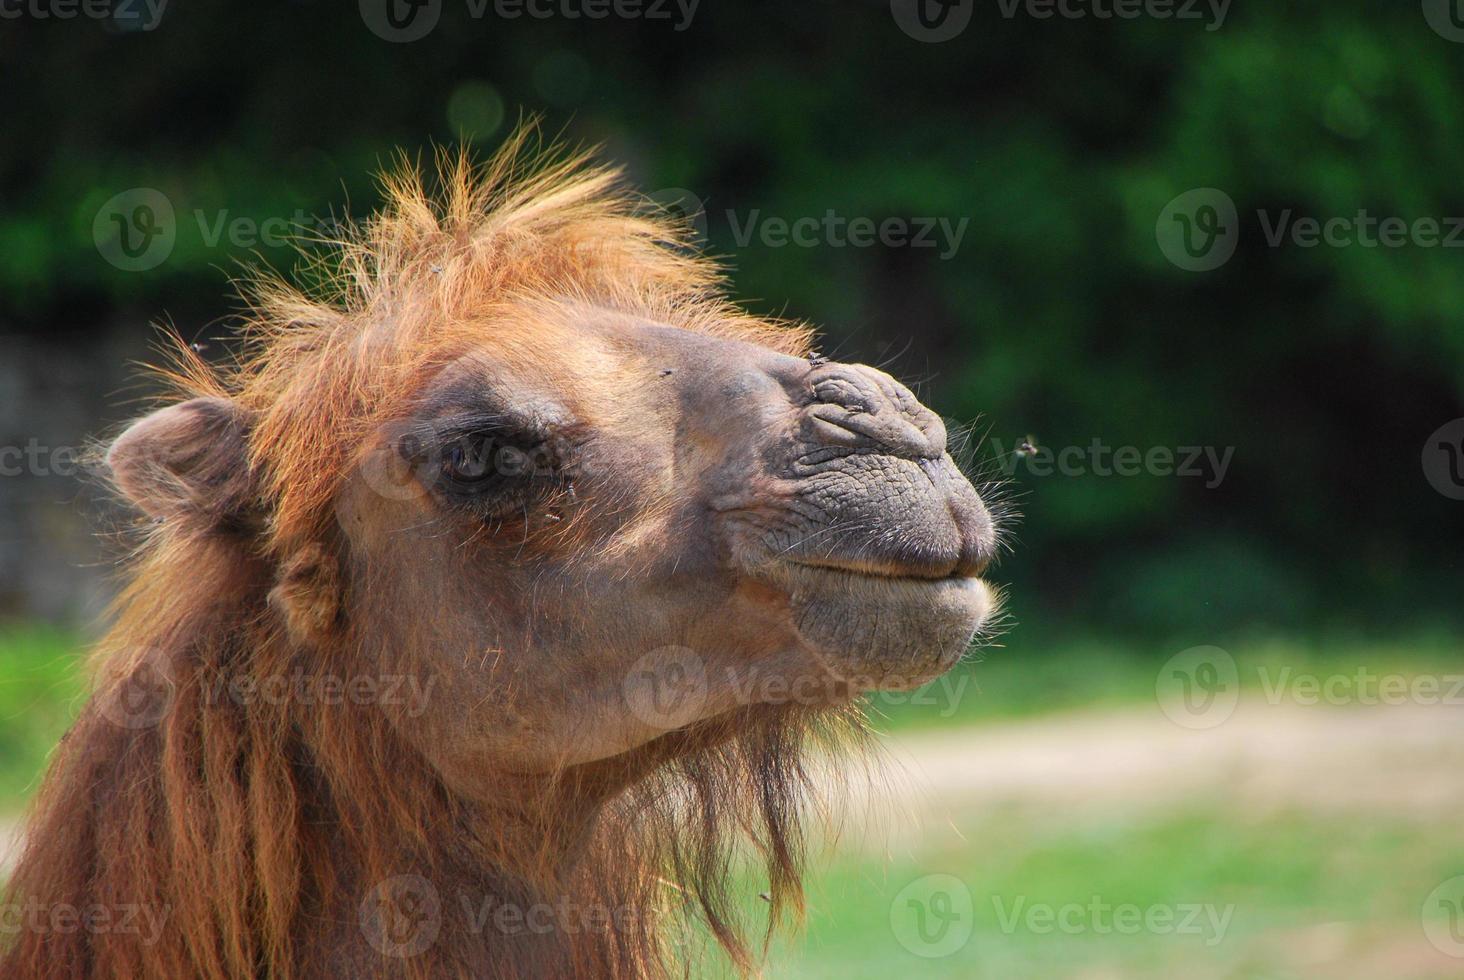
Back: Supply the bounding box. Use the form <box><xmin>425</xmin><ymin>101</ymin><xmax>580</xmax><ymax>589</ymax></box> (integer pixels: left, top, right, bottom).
<box><xmin>335</xmin><ymin>307</ymin><xmax>997</xmax><ymax>798</ymax></box>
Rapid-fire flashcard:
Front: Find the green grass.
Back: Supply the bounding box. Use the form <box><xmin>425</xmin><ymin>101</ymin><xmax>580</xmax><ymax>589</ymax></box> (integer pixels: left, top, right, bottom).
<box><xmin>757</xmin><ymin>802</ymin><xmax>1464</xmax><ymax>979</ymax></box>
<box><xmin>0</xmin><ymin>623</ymin><xmax>84</xmax><ymax>809</ymax></box>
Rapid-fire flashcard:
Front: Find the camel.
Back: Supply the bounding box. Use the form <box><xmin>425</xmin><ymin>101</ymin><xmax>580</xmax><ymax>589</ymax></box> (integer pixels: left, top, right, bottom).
<box><xmin>2</xmin><ymin>132</ymin><xmax>1002</xmax><ymax>978</ymax></box>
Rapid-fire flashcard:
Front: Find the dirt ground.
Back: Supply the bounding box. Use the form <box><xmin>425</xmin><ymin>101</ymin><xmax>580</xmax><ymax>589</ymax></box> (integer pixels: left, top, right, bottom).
<box><xmin>872</xmin><ymin>699</ymin><xmax>1464</xmax><ymax>818</ymax></box>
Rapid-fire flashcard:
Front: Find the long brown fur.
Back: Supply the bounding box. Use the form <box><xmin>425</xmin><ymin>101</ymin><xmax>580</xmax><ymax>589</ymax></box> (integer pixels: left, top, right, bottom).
<box><xmin>1</xmin><ymin>129</ymin><xmax>865</xmax><ymax>979</ymax></box>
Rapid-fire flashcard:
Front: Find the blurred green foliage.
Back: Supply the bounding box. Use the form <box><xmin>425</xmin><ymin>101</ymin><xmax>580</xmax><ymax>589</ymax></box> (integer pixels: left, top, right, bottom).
<box><xmin>2</xmin><ymin>0</ymin><xmax>1461</xmax><ymax>634</ymax></box>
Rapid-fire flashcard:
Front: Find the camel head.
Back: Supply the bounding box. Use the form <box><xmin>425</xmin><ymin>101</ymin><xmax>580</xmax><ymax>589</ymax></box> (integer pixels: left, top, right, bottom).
<box><xmin>26</xmin><ymin>135</ymin><xmax>1008</xmax><ymax>978</ymax></box>
<box><xmin>105</xmin><ymin>182</ymin><xmax>999</xmax><ymax>801</ymax></box>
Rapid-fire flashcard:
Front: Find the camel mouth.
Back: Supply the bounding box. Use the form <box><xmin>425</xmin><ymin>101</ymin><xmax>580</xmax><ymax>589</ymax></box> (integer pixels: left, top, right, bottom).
<box><xmin>784</xmin><ymin>556</ymin><xmax>978</xmax><ymax>583</ymax></box>
<box><xmin>767</xmin><ymin>561</ymin><xmax>994</xmax><ymax>692</ymax></box>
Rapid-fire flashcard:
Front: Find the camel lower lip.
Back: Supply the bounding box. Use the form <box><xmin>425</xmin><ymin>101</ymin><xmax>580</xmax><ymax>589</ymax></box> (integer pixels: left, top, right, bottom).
<box><xmin>783</xmin><ymin>560</ymin><xmax>972</xmax><ymax>584</ymax></box>
<box><xmin>767</xmin><ymin>561</ymin><xmax>995</xmax><ymax>691</ymax></box>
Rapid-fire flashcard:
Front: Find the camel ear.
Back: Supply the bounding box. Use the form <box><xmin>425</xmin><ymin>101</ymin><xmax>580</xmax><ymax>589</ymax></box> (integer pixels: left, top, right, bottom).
<box><xmin>107</xmin><ymin>397</ymin><xmax>258</xmax><ymax>527</ymax></box>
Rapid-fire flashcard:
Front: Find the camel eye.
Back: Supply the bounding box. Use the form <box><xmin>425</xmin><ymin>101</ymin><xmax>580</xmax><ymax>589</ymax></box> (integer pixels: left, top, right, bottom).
<box><xmin>444</xmin><ymin>441</ymin><xmax>493</xmax><ymax>482</ymax></box>
<box><xmin>436</xmin><ymin>430</ymin><xmax>554</xmax><ymax>501</ymax></box>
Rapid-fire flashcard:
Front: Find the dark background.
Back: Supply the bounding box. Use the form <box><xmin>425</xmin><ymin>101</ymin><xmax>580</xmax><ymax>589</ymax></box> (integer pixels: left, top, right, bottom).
<box><xmin>3</xmin><ymin>0</ymin><xmax>1462</xmax><ymax>641</ymax></box>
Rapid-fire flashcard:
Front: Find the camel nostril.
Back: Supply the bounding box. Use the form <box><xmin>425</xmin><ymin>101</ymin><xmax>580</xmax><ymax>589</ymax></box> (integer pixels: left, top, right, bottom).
<box><xmin>803</xmin><ymin>364</ymin><xmax>947</xmax><ymax>459</ymax></box>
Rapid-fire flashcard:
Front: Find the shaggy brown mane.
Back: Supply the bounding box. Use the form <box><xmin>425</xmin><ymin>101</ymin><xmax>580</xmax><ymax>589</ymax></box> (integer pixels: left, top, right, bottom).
<box><xmin>2</xmin><ymin>130</ymin><xmax>869</xmax><ymax>979</ymax></box>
